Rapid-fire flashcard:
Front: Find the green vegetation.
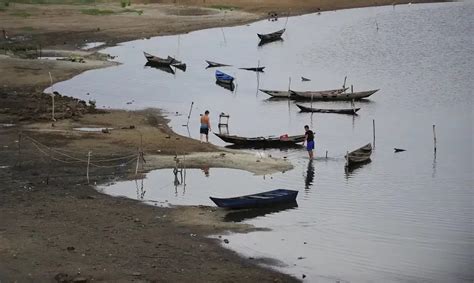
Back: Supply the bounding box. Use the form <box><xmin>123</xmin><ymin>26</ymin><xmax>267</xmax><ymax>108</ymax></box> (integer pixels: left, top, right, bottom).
<box><xmin>10</xmin><ymin>10</ymin><xmax>31</xmax><ymax>17</ymax></box>
<box><xmin>81</xmin><ymin>8</ymin><xmax>114</xmax><ymax>15</ymax></box>
<box><xmin>81</xmin><ymin>8</ymin><xmax>142</xmax><ymax>16</ymax></box>
<box><xmin>209</xmin><ymin>5</ymin><xmax>237</xmax><ymax>11</ymax></box>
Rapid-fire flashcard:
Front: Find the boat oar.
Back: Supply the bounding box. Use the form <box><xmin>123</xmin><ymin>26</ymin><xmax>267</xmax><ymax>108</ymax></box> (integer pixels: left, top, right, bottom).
<box><xmin>182</xmin><ymin>102</ymin><xmax>194</xmax><ymax>127</ymax></box>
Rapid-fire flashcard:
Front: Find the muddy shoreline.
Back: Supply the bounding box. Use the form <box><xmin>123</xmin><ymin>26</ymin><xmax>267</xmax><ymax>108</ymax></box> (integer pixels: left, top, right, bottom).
<box><xmin>0</xmin><ymin>1</ymin><xmax>450</xmax><ymax>282</ymax></box>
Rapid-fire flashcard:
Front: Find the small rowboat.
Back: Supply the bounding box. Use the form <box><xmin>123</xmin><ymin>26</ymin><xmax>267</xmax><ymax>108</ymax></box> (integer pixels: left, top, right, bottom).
<box><xmin>210</xmin><ymin>189</ymin><xmax>298</xmax><ymax>209</ymax></box>
<box><xmin>239</xmin><ymin>67</ymin><xmax>265</xmax><ymax>72</ymax></box>
<box><xmin>345</xmin><ymin>143</ymin><xmax>372</xmax><ymax>167</ymax></box>
<box><xmin>206</xmin><ymin>60</ymin><xmax>231</xmax><ymax>68</ymax></box>
<box><xmin>292</xmin><ymin>89</ymin><xmax>378</xmax><ymax>101</ymax></box>
<box><xmin>214</xmin><ymin>133</ymin><xmax>304</xmax><ymax>148</ymax></box>
<box><xmin>296</xmin><ymin>104</ymin><xmax>360</xmax><ymax>115</ymax></box>
<box><xmin>144</xmin><ymin>52</ymin><xmax>186</xmax><ymax>71</ymax></box>
<box><xmin>259</xmin><ymin>89</ymin><xmax>293</xmax><ymax>98</ymax></box>
<box><xmin>215</xmin><ymin>70</ymin><xmax>234</xmax><ymax>84</ymax></box>
<box><xmin>257</xmin><ymin>28</ymin><xmax>285</xmax><ymax>41</ymax></box>
<box><xmin>301</xmin><ymin>76</ymin><xmax>311</xmax><ymax>82</ymax></box>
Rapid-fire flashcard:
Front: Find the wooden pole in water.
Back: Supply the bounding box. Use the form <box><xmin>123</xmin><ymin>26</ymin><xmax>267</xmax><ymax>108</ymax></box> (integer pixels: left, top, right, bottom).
<box><xmin>287</xmin><ymin>77</ymin><xmax>292</xmax><ymax>93</ymax></box>
<box><xmin>372</xmin><ymin>119</ymin><xmax>376</xmax><ymax>147</ymax></box>
<box><xmin>343</xmin><ymin>76</ymin><xmax>347</xmax><ymax>89</ymax></box>
<box><xmin>325</xmin><ymin>150</ymin><xmax>328</xmax><ymax>159</ymax></box>
<box><xmin>86</xmin><ymin>151</ymin><xmax>91</xmax><ymax>184</ymax></box>
<box><xmin>433</xmin><ymin>124</ymin><xmax>437</xmax><ymax>153</ymax></box>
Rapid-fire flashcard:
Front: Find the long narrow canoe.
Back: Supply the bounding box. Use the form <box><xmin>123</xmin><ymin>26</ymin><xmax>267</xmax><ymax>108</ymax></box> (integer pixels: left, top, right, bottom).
<box><xmin>345</xmin><ymin>143</ymin><xmax>372</xmax><ymax>167</ymax></box>
<box><xmin>259</xmin><ymin>89</ymin><xmax>293</xmax><ymax>98</ymax></box>
<box><xmin>296</xmin><ymin>104</ymin><xmax>360</xmax><ymax>115</ymax></box>
<box><xmin>239</xmin><ymin>67</ymin><xmax>265</xmax><ymax>72</ymax></box>
<box><xmin>214</xmin><ymin>133</ymin><xmax>304</xmax><ymax>147</ymax></box>
<box><xmin>210</xmin><ymin>189</ymin><xmax>298</xmax><ymax>209</ymax></box>
<box><xmin>215</xmin><ymin>70</ymin><xmax>234</xmax><ymax>84</ymax></box>
<box><xmin>206</xmin><ymin>60</ymin><xmax>231</xmax><ymax>68</ymax></box>
<box><xmin>292</xmin><ymin>89</ymin><xmax>378</xmax><ymax>101</ymax></box>
<box><xmin>143</xmin><ymin>52</ymin><xmax>174</xmax><ymax>65</ymax></box>
<box><xmin>257</xmin><ymin>28</ymin><xmax>286</xmax><ymax>41</ymax></box>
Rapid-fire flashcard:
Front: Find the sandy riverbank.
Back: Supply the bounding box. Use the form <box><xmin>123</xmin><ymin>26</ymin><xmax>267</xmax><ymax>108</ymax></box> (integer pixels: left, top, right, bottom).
<box><xmin>0</xmin><ymin>0</ymin><xmax>449</xmax><ymax>282</ymax></box>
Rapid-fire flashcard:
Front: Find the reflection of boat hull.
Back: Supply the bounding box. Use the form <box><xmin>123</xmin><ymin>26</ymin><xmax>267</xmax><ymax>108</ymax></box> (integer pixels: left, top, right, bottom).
<box><xmin>296</xmin><ymin>104</ymin><xmax>360</xmax><ymax>115</ymax></box>
<box><xmin>215</xmin><ymin>80</ymin><xmax>235</xmax><ymax>91</ymax></box>
<box><xmin>345</xmin><ymin>143</ymin><xmax>372</xmax><ymax>167</ymax></box>
<box><xmin>223</xmin><ymin>202</ymin><xmax>298</xmax><ymax>222</ymax></box>
<box><xmin>239</xmin><ymin>67</ymin><xmax>265</xmax><ymax>72</ymax></box>
<box><xmin>292</xmin><ymin>89</ymin><xmax>378</xmax><ymax>101</ymax></box>
<box><xmin>258</xmin><ymin>37</ymin><xmax>284</xmax><ymax>46</ymax></box>
<box><xmin>210</xmin><ymin>189</ymin><xmax>298</xmax><ymax>209</ymax></box>
<box><xmin>214</xmin><ymin>133</ymin><xmax>305</xmax><ymax>148</ymax></box>
<box><xmin>145</xmin><ymin>62</ymin><xmax>175</xmax><ymax>74</ymax></box>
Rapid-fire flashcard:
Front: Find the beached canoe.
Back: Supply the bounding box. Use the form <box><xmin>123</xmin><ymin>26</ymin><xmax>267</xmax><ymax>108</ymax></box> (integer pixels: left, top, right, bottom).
<box><xmin>257</xmin><ymin>28</ymin><xmax>285</xmax><ymax>41</ymax></box>
<box><xmin>296</xmin><ymin>104</ymin><xmax>360</xmax><ymax>115</ymax></box>
<box><xmin>210</xmin><ymin>189</ymin><xmax>298</xmax><ymax>209</ymax></box>
<box><xmin>144</xmin><ymin>52</ymin><xmax>186</xmax><ymax>71</ymax></box>
<box><xmin>345</xmin><ymin>143</ymin><xmax>372</xmax><ymax>167</ymax></box>
<box><xmin>215</xmin><ymin>70</ymin><xmax>234</xmax><ymax>84</ymax></box>
<box><xmin>292</xmin><ymin>89</ymin><xmax>378</xmax><ymax>100</ymax></box>
<box><xmin>214</xmin><ymin>133</ymin><xmax>304</xmax><ymax>148</ymax></box>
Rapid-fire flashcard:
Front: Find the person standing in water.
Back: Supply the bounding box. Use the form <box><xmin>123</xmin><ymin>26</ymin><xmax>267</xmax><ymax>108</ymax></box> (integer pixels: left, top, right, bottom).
<box><xmin>200</xmin><ymin>110</ymin><xmax>211</xmax><ymax>143</ymax></box>
<box><xmin>304</xmin><ymin>125</ymin><xmax>314</xmax><ymax>159</ymax></box>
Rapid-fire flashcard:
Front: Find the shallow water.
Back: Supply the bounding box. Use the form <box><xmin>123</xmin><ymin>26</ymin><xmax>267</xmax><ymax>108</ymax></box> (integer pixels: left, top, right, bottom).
<box><xmin>53</xmin><ymin>2</ymin><xmax>472</xmax><ymax>282</ymax></box>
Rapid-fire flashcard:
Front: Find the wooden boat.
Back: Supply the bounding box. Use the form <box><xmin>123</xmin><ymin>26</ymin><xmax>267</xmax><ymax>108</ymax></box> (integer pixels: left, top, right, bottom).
<box><xmin>259</xmin><ymin>89</ymin><xmax>293</xmax><ymax>98</ymax></box>
<box><xmin>214</xmin><ymin>133</ymin><xmax>304</xmax><ymax>147</ymax></box>
<box><xmin>394</xmin><ymin>148</ymin><xmax>406</xmax><ymax>153</ymax></box>
<box><xmin>144</xmin><ymin>52</ymin><xmax>186</xmax><ymax>71</ymax></box>
<box><xmin>257</xmin><ymin>28</ymin><xmax>285</xmax><ymax>41</ymax></box>
<box><xmin>215</xmin><ymin>70</ymin><xmax>234</xmax><ymax>84</ymax></box>
<box><xmin>345</xmin><ymin>143</ymin><xmax>372</xmax><ymax>167</ymax></box>
<box><xmin>301</xmin><ymin>76</ymin><xmax>311</xmax><ymax>82</ymax></box>
<box><xmin>210</xmin><ymin>189</ymin><xmax>298</xmax><ymax>209</ymax></box>
<box><xmin>206</xmin><ymin>60</ymin><xmax>231</xmax><ymax>68</ymax></box>
<box><xmin>239</xmin><ymin>67</ymin><xmax>265</xmax><ymax>72</ymax></box>
<box><xmin>296</xmin><ymin>104</ymin><xmax>360</xmax><ymax>115</ymax></box>
<box><xmin>292</xmin><ymin>89</ymin><xmax>378</xmax><ymax>101</ymax></box>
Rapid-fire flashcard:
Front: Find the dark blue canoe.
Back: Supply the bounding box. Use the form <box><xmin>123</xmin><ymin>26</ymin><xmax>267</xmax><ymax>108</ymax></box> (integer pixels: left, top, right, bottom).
<box><xmin>215</xmin><ymin>70</ymin><xmax>234</xmax><ymax>84</ymax></box>
<box><xmin>210</xmin><ymin>189</ymin><xmax>298</xmax><ymax>209</ymax></box>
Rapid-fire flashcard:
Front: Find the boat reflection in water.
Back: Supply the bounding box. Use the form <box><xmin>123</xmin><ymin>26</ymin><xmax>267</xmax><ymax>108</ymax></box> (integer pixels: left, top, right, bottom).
<box><xmin>145</xmin><ymin>62</ymin><xmax>175</xmax><ymax>75</ymax></box>
<box><xmin>304</xmin><ymin>160</ymin><xmax>315</xmax><ymax>190</ymax></box>
<box><xmin>215</xmin><ymin>80</ymin><xmax>235</xmax><ymax>92</ymax></box>
<box><xmin>344</xmin><ymin>159</ymin><xmax>372</xmax><ymax>179</ymax></box>
<box><xmin>258</xmin><ymin>37</ymin><xmax>284</xmax><ymax>47</ymax></box>
<box><xmin>223</xmin><ymin>201</ymin><xmax>298</xmax><ymax>222</ymax></box>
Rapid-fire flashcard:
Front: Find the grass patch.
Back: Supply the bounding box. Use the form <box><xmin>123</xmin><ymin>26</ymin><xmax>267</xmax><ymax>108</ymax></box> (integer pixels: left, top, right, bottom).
<box><xmin>209</xmin><ymin>5</ymin><xmax>237</xmax><ymax>11</ymax></box>
<box><xmin>81</xmin><ymin>8</ymin><xmax>115</xmax><ymax>15</ymax></box>
<box><xmin>10</xmin><ymin>10</ymin><xmax>31</xmax><ymax>17</ymax></box>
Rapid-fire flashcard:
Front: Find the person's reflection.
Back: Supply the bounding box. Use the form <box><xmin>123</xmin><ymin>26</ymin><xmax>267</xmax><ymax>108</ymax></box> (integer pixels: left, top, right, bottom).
<box><xmin>304</xmin><ymin>160</ymin><xmax>315</xmax><ymax>190</ymax></box>
<box><xmin>201</xmin><ymin>166</ymin><xmax>210</xmax><ymax>177</ymax></box>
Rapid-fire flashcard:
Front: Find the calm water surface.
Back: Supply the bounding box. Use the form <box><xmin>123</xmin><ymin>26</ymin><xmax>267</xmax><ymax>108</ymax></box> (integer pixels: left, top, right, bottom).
<box><xmin>52</xmin><ymin>2</ymin><xmax>473</xmax><ymax>282</ymax></box>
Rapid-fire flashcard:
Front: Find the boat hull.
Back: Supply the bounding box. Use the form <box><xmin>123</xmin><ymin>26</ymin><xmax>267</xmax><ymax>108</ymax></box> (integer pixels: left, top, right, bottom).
<box><xmin>214</xmin><ymin>133</ymin><xmax>305</xmax><ymax>148</ymax></box>
<box><xmin>345</xmin><ymin>143</ymin><xmax>372</xmax><ymax>167</ymax></box>
<box><xmin>292</xmin><ymin>89</ymin><xmax>378</xmax><ymax>101</ymax></box>
<box><xmin>296</xmin><ymin>104</ymin><xmax>360</xmax><ymax>115</ymax></box>
<box><xmin>210</xmin><ymin>189</ymin><xmax>298</xmax><ymax>209</ymax></box>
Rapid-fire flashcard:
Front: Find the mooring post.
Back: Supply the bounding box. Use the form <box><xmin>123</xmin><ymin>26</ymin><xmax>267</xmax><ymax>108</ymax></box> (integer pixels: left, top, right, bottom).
<box><xmin>287</xmin><ymin>76</ymin><xmax>292</xmax><ymax>96</ymax></box>
<box><xmin>372</xmin><ymin>119</ymin><xmax>376</xmax><ymax>148</ymax></box>
<box><xmin>325</xmin><ymin>150</ymin><xmax>328</xmax><ymax>159</ymax></box>
<box><xmin>86</xmin><ymin>151</ymin><xmax>91</xmax><ymax>184</ymax></box>
<box><xmin>433</xmin><ymin>124</ymin><xmax>437</xmax><ymax>153</ymax></box>
<box><xmin>343</xmin><ymin>76</ymin><xmax>347</xmax><ymax>89</ymax></box>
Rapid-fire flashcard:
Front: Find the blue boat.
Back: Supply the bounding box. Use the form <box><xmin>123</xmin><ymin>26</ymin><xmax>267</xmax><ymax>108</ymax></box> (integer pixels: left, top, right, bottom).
<box><xmin>210</xmin><ymin>189</ymin><xmax>298</xmax><ymax>209</ymax></box>
<box><xmin>215</xmin><ymin>70</ymin><xmax>234</xmax><ymax>84</ymax></box>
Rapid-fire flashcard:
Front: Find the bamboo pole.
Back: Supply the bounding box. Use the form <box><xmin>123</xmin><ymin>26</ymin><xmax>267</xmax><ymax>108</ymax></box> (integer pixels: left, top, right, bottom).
<box><xmin>86</xmin><ymin>151</ymin><xmax>91</xmax><ymax>184</ymax></box>
<box><xmin>343</xmin><ymin>76</ymin><xmax>347</xmax><ymax>89</ymax></box>
<box><xmin>433</xmin><ymin>124</ymin><xmax>437</xmax><ymax>153</ymax></box>
<box><xmin>325</xmin><ymin>150</ymin><xmax>328</xmax><ymax>159</ymax></box>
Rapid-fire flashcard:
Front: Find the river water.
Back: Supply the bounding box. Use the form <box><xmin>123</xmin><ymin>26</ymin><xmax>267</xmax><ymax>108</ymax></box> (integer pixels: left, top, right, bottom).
<box><xmin>50</xmin><ymin>2</ymin><xmax>473</xmax><ymax>282</ymax></box>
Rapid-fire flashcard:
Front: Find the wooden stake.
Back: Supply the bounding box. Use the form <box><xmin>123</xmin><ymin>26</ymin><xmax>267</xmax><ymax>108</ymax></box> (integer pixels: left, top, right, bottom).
<box><xmin>343</xmin><ymin>76</ymin><xmax>347</xmax><ymax>89</ymax></box>
<box><xmin>86</xmin><ymin>151</ymin><xmax>91</xmax><ymax>184</ymax></box>
<box><xmin>325</xmin><ymin>150</ymin><xmax>328</xmax><ymax>159</ymax></box>
<box><xmin>433</xmin><ymin>124</ymin><xmax>437</xmax><ymax>153</ymax></box>
<box><xmin>287</xmin><ymin>76</ymin><xmax>292</xmax><ymax>96</ymax></box>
